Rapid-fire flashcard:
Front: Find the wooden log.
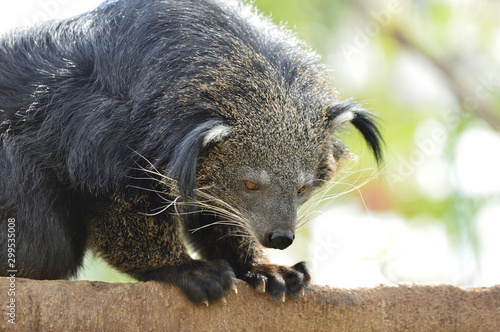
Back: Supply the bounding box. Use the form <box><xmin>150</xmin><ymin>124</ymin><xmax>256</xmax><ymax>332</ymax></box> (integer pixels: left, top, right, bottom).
<box><xmin>1</xmin><ymin>278</ymin><xmax>499</xmax><ymax>331</ymax></box>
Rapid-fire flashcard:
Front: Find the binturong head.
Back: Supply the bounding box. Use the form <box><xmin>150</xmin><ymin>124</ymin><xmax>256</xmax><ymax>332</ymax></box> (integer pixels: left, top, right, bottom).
<box><xmin>166</xmin><ymin>86</ymin><xmax>383</xmax><ymax>250</ymax></box>
<box><xmin>188</xmin><ymin>101</ymin><xmax>383</xmax><ymax>250</ymax></box>
<box><xmin>154</xmin><ymin>0</ymin><xmax>383</xmax><ymax>250</ymax></box>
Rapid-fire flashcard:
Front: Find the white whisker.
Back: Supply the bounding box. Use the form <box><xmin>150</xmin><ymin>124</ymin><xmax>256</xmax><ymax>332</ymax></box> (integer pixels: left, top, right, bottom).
<box><xmin>297</xmin><ymin>161</ymin><xmax>385</xmax><ymax>228</ymax></box>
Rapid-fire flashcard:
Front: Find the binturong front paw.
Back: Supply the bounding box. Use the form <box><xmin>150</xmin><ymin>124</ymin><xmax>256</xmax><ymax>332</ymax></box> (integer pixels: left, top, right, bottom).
<box><xmin>242</xmin><ymin>262</ymin><xmax>311</xmax><ymax>302</ymax></box>
<box><xmin>164</xmin><ymin>259</ymin><xmax>237</xmax><ymax>306</ymax></box>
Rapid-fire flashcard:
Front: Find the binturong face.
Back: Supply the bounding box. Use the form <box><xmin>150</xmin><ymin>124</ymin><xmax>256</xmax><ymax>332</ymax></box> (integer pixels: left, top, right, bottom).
<box><xmin>195</xmin><ymin>104</ymin><xmax>344</xmax><ymax>250</ymax></box>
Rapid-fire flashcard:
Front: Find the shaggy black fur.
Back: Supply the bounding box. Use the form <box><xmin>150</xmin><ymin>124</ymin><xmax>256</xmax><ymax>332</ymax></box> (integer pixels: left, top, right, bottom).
<box><xmin>0</xmin><ymin>0</ymin><xmax>382</xmax><ymax>304</ymax></box>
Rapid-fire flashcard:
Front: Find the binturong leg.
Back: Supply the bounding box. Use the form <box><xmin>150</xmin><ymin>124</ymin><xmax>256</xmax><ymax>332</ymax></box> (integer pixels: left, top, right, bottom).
<box><xmin>186</xmin><ymin>214</ymin><xmax>311</xmax><ymax>303</ymax></box>
<box><xmin>85</xmin><ymin>199</ymin><xmax>236</xmax><ymax>305</ymax></box>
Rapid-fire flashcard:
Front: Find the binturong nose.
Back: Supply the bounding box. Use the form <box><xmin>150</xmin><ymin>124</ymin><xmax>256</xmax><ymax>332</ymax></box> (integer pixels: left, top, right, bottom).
<box><xmin>264</xmin><ymin>228</ymin><xmax>295</xmax><ymax>250</ymax></box>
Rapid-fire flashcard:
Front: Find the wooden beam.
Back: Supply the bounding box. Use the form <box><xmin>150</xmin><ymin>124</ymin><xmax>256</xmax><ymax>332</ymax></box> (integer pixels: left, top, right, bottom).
<box><xmin>1</xmin><ymin>278</ymin><xmax>499</xmax><ymax>331</ymax></box>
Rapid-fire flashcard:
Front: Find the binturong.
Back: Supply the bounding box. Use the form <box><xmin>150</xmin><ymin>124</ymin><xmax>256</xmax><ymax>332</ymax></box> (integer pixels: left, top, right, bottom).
<box><xmin>0</xmin><ymin>0</ymin><xmax>383</xmax><ymax>305</ymax></box>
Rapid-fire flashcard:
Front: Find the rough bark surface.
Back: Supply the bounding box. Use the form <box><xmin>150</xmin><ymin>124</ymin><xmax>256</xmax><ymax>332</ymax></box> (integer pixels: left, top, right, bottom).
<box><xmin>0</xmin><ymin>278</ymin><xmax>499</xmax><ymax>331</ymax></box>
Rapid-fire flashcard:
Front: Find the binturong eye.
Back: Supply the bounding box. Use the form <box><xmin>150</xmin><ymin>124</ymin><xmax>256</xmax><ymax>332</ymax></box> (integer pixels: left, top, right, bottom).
<box><xmin>245</xmin><ymin>180</ymin><xmax>260</xmax><ymax>191</ymax></box>
<box><xmin>298</xmin><ymin>186</ymin><xmax>307</xmax><ymax>194</ymax></box>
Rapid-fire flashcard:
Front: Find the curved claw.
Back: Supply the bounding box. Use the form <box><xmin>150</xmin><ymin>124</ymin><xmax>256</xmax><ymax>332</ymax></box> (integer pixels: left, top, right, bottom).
<box><xmin>229</xmin><ymin>282</ymin><xmax>238</xmax><ymax>294</ymax></box>
<box><xmin>243</xmin><ymin>262</ymin><xmax>311</xmax><ymax>302</ymax></box>
<box><xmin>256</xmin><ymin>278</ymin><xmax>266</xmax><ymax>293</ymax></box>
<box><xmin>271</xmin><ymin>291</ymin><xmax>286</xmax><ymax>303</ymax></box>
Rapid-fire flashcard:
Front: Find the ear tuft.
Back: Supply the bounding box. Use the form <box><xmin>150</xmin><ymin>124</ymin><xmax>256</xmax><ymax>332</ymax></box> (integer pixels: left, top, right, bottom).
<box><xmin>350</xmin><ymin>110</ymin><xmax>384</xmax><ymax>164</ymax></box>
<box><xmin>327</xmin><ymin>101</ymin><xmax>384</xmax><ymax>165</ymax></box>
<box><xmin>202</xmin><ymin>124</ymin><xmax>232</xmax><ymax>147</ymax></box>
<box><xmin>168</xmin><ymin>120</ymin><xmax>232</xmax><ymax>200</ymax></box>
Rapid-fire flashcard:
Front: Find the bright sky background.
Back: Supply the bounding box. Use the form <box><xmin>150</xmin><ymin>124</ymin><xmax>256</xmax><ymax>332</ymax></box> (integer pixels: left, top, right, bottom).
<box><xmin>0</xmin><ymin>0</ymin><xmax>103</xmax><ymax>33</ymax></box>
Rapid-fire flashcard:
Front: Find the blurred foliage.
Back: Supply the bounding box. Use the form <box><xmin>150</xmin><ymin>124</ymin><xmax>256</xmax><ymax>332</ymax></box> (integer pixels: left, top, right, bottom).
<box><xmin>252</xmin><ymin>0</ymin><xmax>347</xmax><ymax>54</ymax></box>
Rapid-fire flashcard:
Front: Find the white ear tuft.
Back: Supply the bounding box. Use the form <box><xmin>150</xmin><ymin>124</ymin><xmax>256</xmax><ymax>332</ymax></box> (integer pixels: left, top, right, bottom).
<box><xmin>202</xmin><ymin>124</ymin><xmax>232</xmax><ymax>147</ymax></box>
<box><xmin>333</xmin><ymin>110</ymin><xmax>355</xmax><ymax>125</ymax></box>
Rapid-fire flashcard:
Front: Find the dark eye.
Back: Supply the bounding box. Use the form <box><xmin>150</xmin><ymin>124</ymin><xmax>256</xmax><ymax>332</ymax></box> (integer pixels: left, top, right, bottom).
<box><xmin>298</xmin><ymin>186</ymin><xmax>307</xmax><ymax>194</ymax></box>
<box><xmin>245</xmin><ymin>180</ymin><xmax>259</xmax><ymax>191</ymax></box>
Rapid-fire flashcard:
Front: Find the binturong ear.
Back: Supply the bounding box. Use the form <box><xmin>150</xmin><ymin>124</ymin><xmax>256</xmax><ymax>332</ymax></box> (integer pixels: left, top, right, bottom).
<box><xmin>167</xmin><ymin>120</ymin><xmax>232</xmax><ymax>200</ymax></box>
<box><xmin>326</xmin><ymin>100</ymin><xmax>384</xmax><ymax>164</ymax></box>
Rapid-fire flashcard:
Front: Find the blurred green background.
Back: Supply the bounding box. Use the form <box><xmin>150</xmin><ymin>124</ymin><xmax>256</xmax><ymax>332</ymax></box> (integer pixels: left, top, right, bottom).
<box><xmin>2</xmin><ymin>0</ymin><xmax>499</xmax><ymax>287</ymax></box>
